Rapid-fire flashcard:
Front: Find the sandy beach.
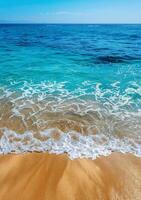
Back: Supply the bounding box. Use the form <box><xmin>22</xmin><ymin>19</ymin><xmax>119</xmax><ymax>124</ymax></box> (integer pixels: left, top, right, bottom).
<box><xmin>0</xmin><ymin>153</ymin><xmax>141</xmax><ymax>200</ymax></box>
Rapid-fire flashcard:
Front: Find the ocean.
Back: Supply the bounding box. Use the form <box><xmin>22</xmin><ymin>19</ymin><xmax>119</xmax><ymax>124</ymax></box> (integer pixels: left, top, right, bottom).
<box><xmin>0</xmin><ymin>24</ymin><xmax>141</xmax><ymax>159</ymax></box>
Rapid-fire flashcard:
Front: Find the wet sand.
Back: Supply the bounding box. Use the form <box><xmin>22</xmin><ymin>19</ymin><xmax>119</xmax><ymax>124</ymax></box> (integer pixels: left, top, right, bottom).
<box><xmin>0</xmin><ymin>153</ymin><xmax>141</xmax><ymax>200</ymax></box>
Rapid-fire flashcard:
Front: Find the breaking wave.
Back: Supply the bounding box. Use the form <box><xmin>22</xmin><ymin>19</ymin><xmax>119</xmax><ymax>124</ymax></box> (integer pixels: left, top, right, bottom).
<box><xmin>0</xmin><ymin>80</ymin><xmax>141</xmax><ymax>159</ymax></box>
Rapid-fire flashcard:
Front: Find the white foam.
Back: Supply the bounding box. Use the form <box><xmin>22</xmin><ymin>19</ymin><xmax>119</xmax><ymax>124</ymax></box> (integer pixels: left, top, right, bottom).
<box><xmin>0</xmin><ymin>128</ymin><xmax>141</xmax><ymax>159</ymax></box>
<box><xmin>0</xmin><ymin>80</ymin><xmax>141</xmax><ymax>159</ymax></box>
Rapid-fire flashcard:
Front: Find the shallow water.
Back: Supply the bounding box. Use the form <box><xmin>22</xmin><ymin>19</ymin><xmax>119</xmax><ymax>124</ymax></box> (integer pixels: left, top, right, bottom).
<box><xmin>0</xmin><ymin>24</ymin><xmax>141</xmax><ymax>159</ymax></box>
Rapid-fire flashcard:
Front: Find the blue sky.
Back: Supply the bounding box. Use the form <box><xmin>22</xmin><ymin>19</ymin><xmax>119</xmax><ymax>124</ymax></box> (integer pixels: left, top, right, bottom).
<box><xmin>0</xmin><ymin>0</ymin><xmax>141</xmax><ymax>23</ymax></box>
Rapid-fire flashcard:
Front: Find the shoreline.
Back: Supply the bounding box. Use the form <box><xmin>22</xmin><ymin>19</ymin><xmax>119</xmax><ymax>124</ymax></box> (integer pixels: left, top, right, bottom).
<box><xmin>0</xmin><ymin>152</ymin><xmax>141</xmax><ymax>200</ymax></box>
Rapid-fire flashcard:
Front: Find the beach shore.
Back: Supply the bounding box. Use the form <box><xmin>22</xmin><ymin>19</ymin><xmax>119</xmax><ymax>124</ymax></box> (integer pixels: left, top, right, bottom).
<box><xmin>0</xmin><ymin>153</ymin><xmax>141</xmax><ymax>200</ymax></box>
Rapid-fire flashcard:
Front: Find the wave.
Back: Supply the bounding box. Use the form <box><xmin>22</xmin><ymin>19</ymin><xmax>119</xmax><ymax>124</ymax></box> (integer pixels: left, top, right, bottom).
<box><xmin>0</xmin><ymin>80</ymin><xmax>141</xmax><ymax>159</ymax></box>
<box><xmin>0</xmin><ymin>128</ymin><xmax>141</xmax><ymax>159</ymax></box>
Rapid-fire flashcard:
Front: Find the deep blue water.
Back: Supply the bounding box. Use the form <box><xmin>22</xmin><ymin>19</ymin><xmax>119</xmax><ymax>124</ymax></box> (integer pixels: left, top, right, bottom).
<box><xmin>0</xmin><ymin>24</ymin><xmax>141</xmax><ymax>158</ymax></box>
<box><xmin>0</xmin><ymin>24</ymin><xmax>141</xmax><ymax>86</ymax></box>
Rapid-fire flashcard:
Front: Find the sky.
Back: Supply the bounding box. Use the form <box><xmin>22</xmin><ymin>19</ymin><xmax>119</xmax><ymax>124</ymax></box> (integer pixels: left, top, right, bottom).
<box><xmin>0</xmin><ymin>0</ymin><xmax>141</xmax><ymax>24</ymax></box>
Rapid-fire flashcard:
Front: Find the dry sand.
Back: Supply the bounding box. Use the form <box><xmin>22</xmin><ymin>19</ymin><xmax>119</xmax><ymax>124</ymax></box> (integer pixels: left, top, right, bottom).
<box><xmin>0</xmin><ymin>153</ymin><xmax>141</xmax><ymax>200</ymax></box>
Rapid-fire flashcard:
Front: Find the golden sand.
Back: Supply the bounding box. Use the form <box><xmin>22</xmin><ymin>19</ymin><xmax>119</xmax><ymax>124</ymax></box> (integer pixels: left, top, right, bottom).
<box><xmin>0</xmin><ymin>153</ymin><xmax>141</xmax><ymax>200</ymax></box>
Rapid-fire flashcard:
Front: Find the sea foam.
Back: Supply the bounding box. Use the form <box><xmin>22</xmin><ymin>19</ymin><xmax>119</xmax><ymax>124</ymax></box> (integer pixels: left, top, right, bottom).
<box><xmin>0</xmin><ymin>80</ymin><xmax>141</xmax><ymax>159</ymax></box>
<box><xmin>0</xmin><ymin>128</ymin><xmax>141</xmax><ymax>160</ymax></box>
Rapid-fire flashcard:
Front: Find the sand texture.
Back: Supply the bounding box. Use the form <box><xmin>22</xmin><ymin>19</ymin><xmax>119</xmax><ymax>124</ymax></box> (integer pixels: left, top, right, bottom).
<box><xmin>0</xmin><ymin>153</ymin><xmax>141</xmax><ymax>200</ymax></box>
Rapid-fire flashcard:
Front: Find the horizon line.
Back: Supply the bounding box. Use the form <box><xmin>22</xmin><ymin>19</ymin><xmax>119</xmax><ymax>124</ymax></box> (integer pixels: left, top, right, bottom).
<box><xmin>0</xmin><ymin>22</ymin><xmax>141</xmax><ymax>25</ymax></box>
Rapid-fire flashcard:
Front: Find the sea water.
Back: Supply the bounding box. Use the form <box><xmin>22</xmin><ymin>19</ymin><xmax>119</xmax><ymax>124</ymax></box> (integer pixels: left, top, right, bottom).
<box><xmin>0</xmin><ymin>24</ymin><xmax>141</xmax><ymax>159</ymax></box>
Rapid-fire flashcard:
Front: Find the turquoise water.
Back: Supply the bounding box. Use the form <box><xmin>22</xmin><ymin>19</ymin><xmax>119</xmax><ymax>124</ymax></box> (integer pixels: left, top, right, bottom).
<box><xmin>0</xmin><ymin>24</ymin><xmax>141</xmax><ymax>159</ymax></box>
